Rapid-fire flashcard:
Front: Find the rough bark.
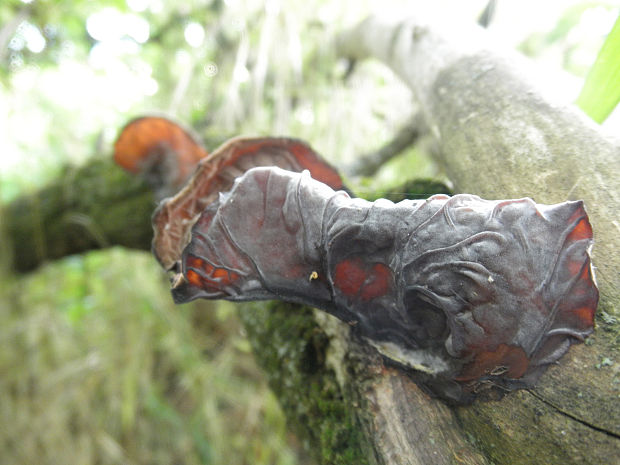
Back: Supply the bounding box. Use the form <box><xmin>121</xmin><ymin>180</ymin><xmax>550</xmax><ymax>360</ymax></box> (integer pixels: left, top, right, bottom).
<box><xmin>336</xmin><ymin>11</ymin><xmax>620</xmax><ymax>465</ymax></box>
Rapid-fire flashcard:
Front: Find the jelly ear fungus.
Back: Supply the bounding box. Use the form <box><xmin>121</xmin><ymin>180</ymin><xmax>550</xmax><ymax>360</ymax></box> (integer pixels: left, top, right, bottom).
<box><xmin>148</xmin><ymin>135</ymin><xmax>597</xmax><ymax>403</ymax></box>
<box><xmin>113</xmin><ymin>116</ymin><xmax>208</xmax><ymax>197</ymax></box>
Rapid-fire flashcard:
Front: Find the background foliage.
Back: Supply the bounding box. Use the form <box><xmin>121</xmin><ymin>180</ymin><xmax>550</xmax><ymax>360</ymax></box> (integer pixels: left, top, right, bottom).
<box><xmin>1</xmin><ymin>1</ymin><xmax>618</xmax><ymax>464</ymax></box>
<box><xmin>577</xmin><ymin>12</ymin><xmax>620</xmax><ymax>122</ymax></box>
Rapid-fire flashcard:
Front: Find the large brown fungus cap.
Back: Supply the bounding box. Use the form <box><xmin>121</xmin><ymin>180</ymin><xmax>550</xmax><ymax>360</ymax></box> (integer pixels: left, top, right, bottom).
<box><xmin>127</xmin><ymin>117</ymin><xmax>597</xmax><ymax>403</ymax></box>
<box><xmin>168</xmin><ymin>167</ymin><xmax>598</xmax><ymax>403</ymax></box>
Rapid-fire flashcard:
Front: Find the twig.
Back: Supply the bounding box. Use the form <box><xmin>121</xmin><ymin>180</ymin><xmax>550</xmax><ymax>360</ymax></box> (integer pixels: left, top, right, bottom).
<box><xmin>346</xmin><ymin>113</ymin><xmax>428</xmax><ymax>177</ymax></box>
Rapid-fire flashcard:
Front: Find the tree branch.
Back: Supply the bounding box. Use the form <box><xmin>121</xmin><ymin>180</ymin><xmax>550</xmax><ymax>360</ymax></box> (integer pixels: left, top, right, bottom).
<box><xmin>337</xmin><ymin>11</ymin><xmax>620</xmax><ymax>464</ymax></box>
<box><xmin>336</xmin><ymin>14</ymin><xmax>620</xmax><ymax>309</ymax></box>
<box><xmin>346</xmin><ymin>113</ymin><xmax>427</xmax><ymax>177</ymax></box>
<box><xmin>3</xmin><ymin>158</ymin><xmax>154</xmax><ymax>273</ymax></box>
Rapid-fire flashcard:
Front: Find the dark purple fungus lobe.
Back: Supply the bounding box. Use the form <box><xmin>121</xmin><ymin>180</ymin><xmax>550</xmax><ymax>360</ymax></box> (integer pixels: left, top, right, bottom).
<box><xmin>163</xmin><ymin>167</ymin><xmax>598</xmax><ymax>403</ymax></box>
<box><xmin>152</xmin><ymin>137</ymin><xmax>346</xmax><ymax>272</ymax></box>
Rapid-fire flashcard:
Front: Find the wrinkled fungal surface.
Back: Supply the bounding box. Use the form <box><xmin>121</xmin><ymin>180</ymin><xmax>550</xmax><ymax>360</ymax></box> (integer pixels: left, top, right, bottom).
<box><xmin>151</xmin><ymin>136</ymin><xmax>346</xmax><ymax>271</ymax></box>
<box><xmin>163</xmin><ymin>167</ymin><xmax>598</xmax><ymax>403</ymax></box>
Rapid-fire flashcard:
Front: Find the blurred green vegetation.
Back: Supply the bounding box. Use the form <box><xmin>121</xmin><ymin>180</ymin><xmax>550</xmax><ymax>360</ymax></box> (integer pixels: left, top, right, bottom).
<box><xmin>1</xmin><ymin>1</ymin><xmax>617</xmax><ymax>464</ymax></box>
<box><xmin>0</xmin><ymin>251</ymin><xmax>300</xmax><ymax>464</ymax></box>
<box><xmin>577</xmin><ymin>12</ymin><xmax>620</xmax><ymax>122</ymax></box>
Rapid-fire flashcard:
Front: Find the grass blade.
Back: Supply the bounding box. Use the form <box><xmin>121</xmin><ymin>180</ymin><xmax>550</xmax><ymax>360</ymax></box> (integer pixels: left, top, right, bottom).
<box><xmin>576</xmin><ymin>13</ymin><xmax>620</xmax><ymax>123</ymax></box>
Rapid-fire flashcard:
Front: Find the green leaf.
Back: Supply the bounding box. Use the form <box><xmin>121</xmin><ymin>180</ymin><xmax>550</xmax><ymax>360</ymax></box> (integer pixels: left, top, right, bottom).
<box><xmin>577</xmin><ymin>13</ymin><xmax>620</xmax><ymax>123</ymax></box>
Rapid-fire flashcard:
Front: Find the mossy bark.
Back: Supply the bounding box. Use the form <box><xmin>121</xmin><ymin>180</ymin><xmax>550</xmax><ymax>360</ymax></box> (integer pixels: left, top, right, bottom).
<box><xmin>3</xmin><ymin>158</ymin><xmax>154</xmax><ymax>272</ymax></box>
<box><xmin>238</xmin><ymin>302</ymin><xmax>374</xmax><ymax>465</ymax></box>
<box><xmin>238</xmin><ymin>301</ymin><xmax>489</xmax><ymax>465</ymax></box>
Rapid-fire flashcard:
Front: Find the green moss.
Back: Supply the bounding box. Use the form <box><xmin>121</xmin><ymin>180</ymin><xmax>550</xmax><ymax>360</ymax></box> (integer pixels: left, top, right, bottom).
<box><xmin>238</xmin><ymin>301</ymin><xmax>370</xmax><ymax>465</ymax></box>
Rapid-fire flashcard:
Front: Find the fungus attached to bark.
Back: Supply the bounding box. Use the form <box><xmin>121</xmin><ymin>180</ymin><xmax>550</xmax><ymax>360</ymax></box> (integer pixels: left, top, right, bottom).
<box><xmin>113</xmin><ymin>116</ymin><xmax>208</xmax><ymax>196</ymax></box>
<box><xmin>140</xmin><ymin>124</ymin><xmax>597</xmax><ymax>403</ymax></box>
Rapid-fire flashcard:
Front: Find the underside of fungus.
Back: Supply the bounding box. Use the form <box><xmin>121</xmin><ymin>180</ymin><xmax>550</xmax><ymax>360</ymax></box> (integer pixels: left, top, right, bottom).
<box><xmin>113</xmin><ymin>116</ymin><xmax>208</xmax><ymax>198</ymax></box>
<box><xmin>116</xmin><ymin>118</ymin><xmax>598</xmax><ymax>403</ymax></box>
